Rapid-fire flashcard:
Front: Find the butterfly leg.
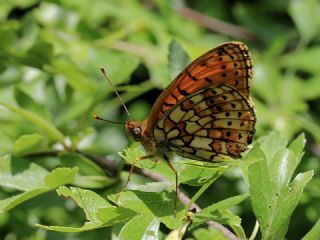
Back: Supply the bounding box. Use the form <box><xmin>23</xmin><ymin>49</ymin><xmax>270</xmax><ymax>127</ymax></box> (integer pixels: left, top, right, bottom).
<box><xmin>164</xmin><ymin>155</ymin><xmax>178</xmax><ymax>217</ymax></box>
<box><xmin>116</xmin><ymin>154</ymin><xmax>154</xmax><ymax>203</ymax></box>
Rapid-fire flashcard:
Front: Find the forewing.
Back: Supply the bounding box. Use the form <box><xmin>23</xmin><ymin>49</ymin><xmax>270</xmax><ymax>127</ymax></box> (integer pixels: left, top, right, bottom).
<box><xmin>147</xmin><ymin>42</ymin><xmax>252</xmax><ymax>133</ymax></box>
<box><xmin>153</xmin><ymin>85</ymin><xmax>256</xmax><ymax>161</ymax></box>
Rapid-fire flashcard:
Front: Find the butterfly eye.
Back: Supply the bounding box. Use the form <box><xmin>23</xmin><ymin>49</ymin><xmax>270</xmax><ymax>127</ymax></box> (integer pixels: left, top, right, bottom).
<box><xmin>133</xmin><ymin>127</ymin><xmax>141</xmax><ymax>136</ymax></box>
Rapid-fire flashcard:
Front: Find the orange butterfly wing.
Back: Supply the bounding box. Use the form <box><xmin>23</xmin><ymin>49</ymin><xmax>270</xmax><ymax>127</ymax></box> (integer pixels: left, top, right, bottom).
<box><xmin>153</xmin><ymin>84</ymin><xmax>256</xmax><ymax>161</ymax></box>
<box><xmin>146</xmin><ymin>42</ymin><xmax>252</xmax><ymax>135</ymax></box>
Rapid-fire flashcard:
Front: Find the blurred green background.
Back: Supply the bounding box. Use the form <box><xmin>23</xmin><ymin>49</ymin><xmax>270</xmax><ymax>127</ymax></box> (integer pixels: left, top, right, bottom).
<box><xmin>0</xmin><ymin>0</ymin><xmax>320</xmax><ymax>239</ymax></box>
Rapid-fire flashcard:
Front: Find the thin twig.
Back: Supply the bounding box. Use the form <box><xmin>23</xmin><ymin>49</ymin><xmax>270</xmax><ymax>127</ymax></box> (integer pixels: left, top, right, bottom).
<box><xmin>176</xmin><ymin>6</ymin><xmax>260</xmax><ymax>42</ymax></box>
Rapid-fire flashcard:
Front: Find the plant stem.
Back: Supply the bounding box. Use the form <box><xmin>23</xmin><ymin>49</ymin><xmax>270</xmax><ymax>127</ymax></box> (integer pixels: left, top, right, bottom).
<box><xmin>249</xmin><ymin>220</ymin><xmax>260</xmax><ymax>240</ymax></box>
<box><xmin>185</xmin><ymin>171</ymin><xmax>223</xmax><ymax>213</ymax></box>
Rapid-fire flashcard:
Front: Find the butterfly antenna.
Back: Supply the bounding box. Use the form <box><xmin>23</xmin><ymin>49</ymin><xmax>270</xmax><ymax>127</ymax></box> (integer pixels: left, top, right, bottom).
<box><xmin>93</xmin><ymin>113</ymin><xmax>125</xmax><ymax>125</ymax></box>
<box><xmin>100</xmin><ymin>66</ymin><xmax>133</xmax><ymax>121</ymax></box>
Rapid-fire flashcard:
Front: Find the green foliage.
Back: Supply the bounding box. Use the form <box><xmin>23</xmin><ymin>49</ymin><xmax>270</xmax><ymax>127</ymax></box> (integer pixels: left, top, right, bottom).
<box><xmin>0</xmin><ymin>0</ymin><xmax>319</xmax><ymax>239</ymax></box>
<box><xmin>247</xmin><ymin>132</ymin><xmax>313</xmax><ymax>240</ymax></box>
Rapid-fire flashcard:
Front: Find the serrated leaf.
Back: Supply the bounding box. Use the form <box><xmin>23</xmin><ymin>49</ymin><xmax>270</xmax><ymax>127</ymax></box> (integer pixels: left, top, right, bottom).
<box><xmin>13</xmin><ymin>133</ymin><xmax>43</xmax><ymax>156</ymax></box>
<box><xmin>37</xmin><ymin>187</ymin><xmax>136</xmax><ymax>232</ymax></box>
<box><xmin>248</xmin><ymin>133</ymin><xmax>313</xmax><ymax>240</ymax></box>
<box><xmin>0</xmin><ymin>102</ymin><xmax>65</xmax><ymax>144</ymax></box>
<box><xmin>56</xmin><ymin>186</ymin><xmax>111</xmax><ymax>224</ymax></box>
<box><xmin>113</xmin><ymin>190</ymin><xmax>184</xmax><ymax>229</ymax></box>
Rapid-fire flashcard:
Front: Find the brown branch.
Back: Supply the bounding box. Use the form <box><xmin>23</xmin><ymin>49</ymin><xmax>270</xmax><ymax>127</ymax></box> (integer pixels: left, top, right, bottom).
<box><xmin>176</xmin><ymin>6</ymin><xmax>260</xmax><ymax>42</ymax></box>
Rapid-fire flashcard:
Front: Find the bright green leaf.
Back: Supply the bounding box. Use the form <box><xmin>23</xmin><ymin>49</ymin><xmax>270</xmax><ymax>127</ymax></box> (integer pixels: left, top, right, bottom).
<box><xmin>0</xmin><ymin>155</ymin><xmax>47</xmax><ymax>191</ymax></box>
<box><xmin>56</xmin><ymin>186</ymin><xmax>111</xmax><ymax>224</ymax></box>
<box><xmin>45</xmin><ymin>167</ymin><xmax>78</xmax><ymax>188</ymax></box>
<box><xmin>119</xmin><ymin>214</ymin><xmax>160</xmax><ymax>240</ymax></box>
<box><xmin>248</xmin><ymin>132</ymin><xmax>313</xmax><ymax>240</ymax></box>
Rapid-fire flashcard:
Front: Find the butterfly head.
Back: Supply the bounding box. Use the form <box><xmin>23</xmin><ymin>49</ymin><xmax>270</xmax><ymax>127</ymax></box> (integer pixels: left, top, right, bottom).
<box><xmin>125</xmin><ymin>120</ymin><xmax>146</xmax><ymax>142</ymax></box>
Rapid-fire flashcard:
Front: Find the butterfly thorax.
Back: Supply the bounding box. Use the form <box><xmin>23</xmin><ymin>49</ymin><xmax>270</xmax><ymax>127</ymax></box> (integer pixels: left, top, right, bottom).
<box><xmin>125</xmin><ymin>120</ymin><xmax>158</xmax><ymax>154</ymax></box>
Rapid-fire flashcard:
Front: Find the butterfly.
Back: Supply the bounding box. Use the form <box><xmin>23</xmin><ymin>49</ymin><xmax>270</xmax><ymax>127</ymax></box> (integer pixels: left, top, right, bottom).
<box><xmin>98</xmin><ymin>42</ymin><xmax>256</xmax><ymax>214</ymax></box>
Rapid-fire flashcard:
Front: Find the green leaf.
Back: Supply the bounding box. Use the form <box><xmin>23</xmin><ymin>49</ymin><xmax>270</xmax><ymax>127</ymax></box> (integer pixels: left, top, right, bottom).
<box><xmin>56</xmin><ymin>186</ymin><xmax>111</xmax><ymax>224</ymax></box>
<box><xmin>16</xmin><ymin>41</ymin><xmax>53</xmax><ymax>68</ymax></box>
<box><xmin>302</xmin><ymin>219</ymin><xmax>320</xmax><ymax>240</ymax></box>
<box><xmin>87</xmin><ymin>49</ymin><xmax>140</xmax><ymax>85</ymax></box>
<box><xmin>120</xmin><ymin>147</ymin><xmax>227</xmax><ymax>187</ymax></box>
<box><xmin>288</xmin><ymin>132</ymin><xmax>306</xmax><ymax>159</ymax></box>
<box><xmin>289</xmin><ymin>0</ymin><xmax>320</xmax><ymax>41</ymax></box>
<box><xmin>14</xmin><ymin>87</ymin><xmax>50</xmax><ymax>119</ymax></box>
<box><xmin>13</xmin><ymin>133</ymin><xmax>43</xmax><ymax>156</ymax></box>
<box><xmin>259</xmin><ymin>131</ymin><xmax>287</xmax><ymax>163</ymax></box>
<box><xmin>240</xmin><ymin>144</ymin><xmax>266</xmax><ymax>184</ymax></box>
<box><xmin>114</xmin><ymin>190</ymin><xmax>184</xmax><ymax>229</ymax></box>
<box><xmin>168</xmin><ymin>40</ymin><xmax>190</xmax><ymax>79</ymax></box>
<box><xmin>37</xmin><ymin>186</ymin><xmax>136</xmax><ymax>232</ymax></box>
<box><xmin>119</xmin><ymin>214</ymin><xmax>160</xmax><ymax>240</ymax></box>
<box><xmin>248</xmin><ymin>133</ymin><xmax>313</xmax><ymax>240</ymax></box>
<box><xmin>0</xmin><ymin>156</ymin><xmax>78</xmax><ymax>213</ymax></box>
<box><xmin>281</xmin><ymin>46</ymin><xmax>320</xmax><ymax>74</ymax></box>
<box><xmin>0</xmin><ymin>188</ymin><xmax>49</xmax><ymax>213</ymax></box>
<box><xmin>193</xmin><ymin>228</ymin><xmax>229</xmax><ymax>240</ymax></box>
<box><xmin>193</xmin><ymin>194</ymin><xmax>248</xmax><ymax>239</ymax></box>
<box><xmin>50</xmin><ymin>56</ymin><xmax>98</xmax><ymax>94</ymax></box>
<box><xmin>0</xmin><ymin>155</ymin><xmax>48</xmax><ymax>191</ymax></box>
<box><xmin>59</xmin><ymin>152</ymin><xmax>105</xmax><ymax>176</ymax></box>
<box><xmin>196</xmin><ymin>194</ymin><xmax>249</xmax><ymax>217</ymax></box>
<box><xmin>35</xmin><ymin>222</ymin><xmax>103</xmax><ymax>233</ymax></box>
<box><xmin>45</xmin><ymin>167</ymin><xmax>78</xmax><ymax>188</ymax></box>
<box><xmin>59</xmin><ymin>153</ymin><xmax>115</xmax><ymax>188</ymax></box>
<box><xmin>0</xmin><ymin>102</ymin><xmax>65</xmax><ymax>144</ymax></box>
